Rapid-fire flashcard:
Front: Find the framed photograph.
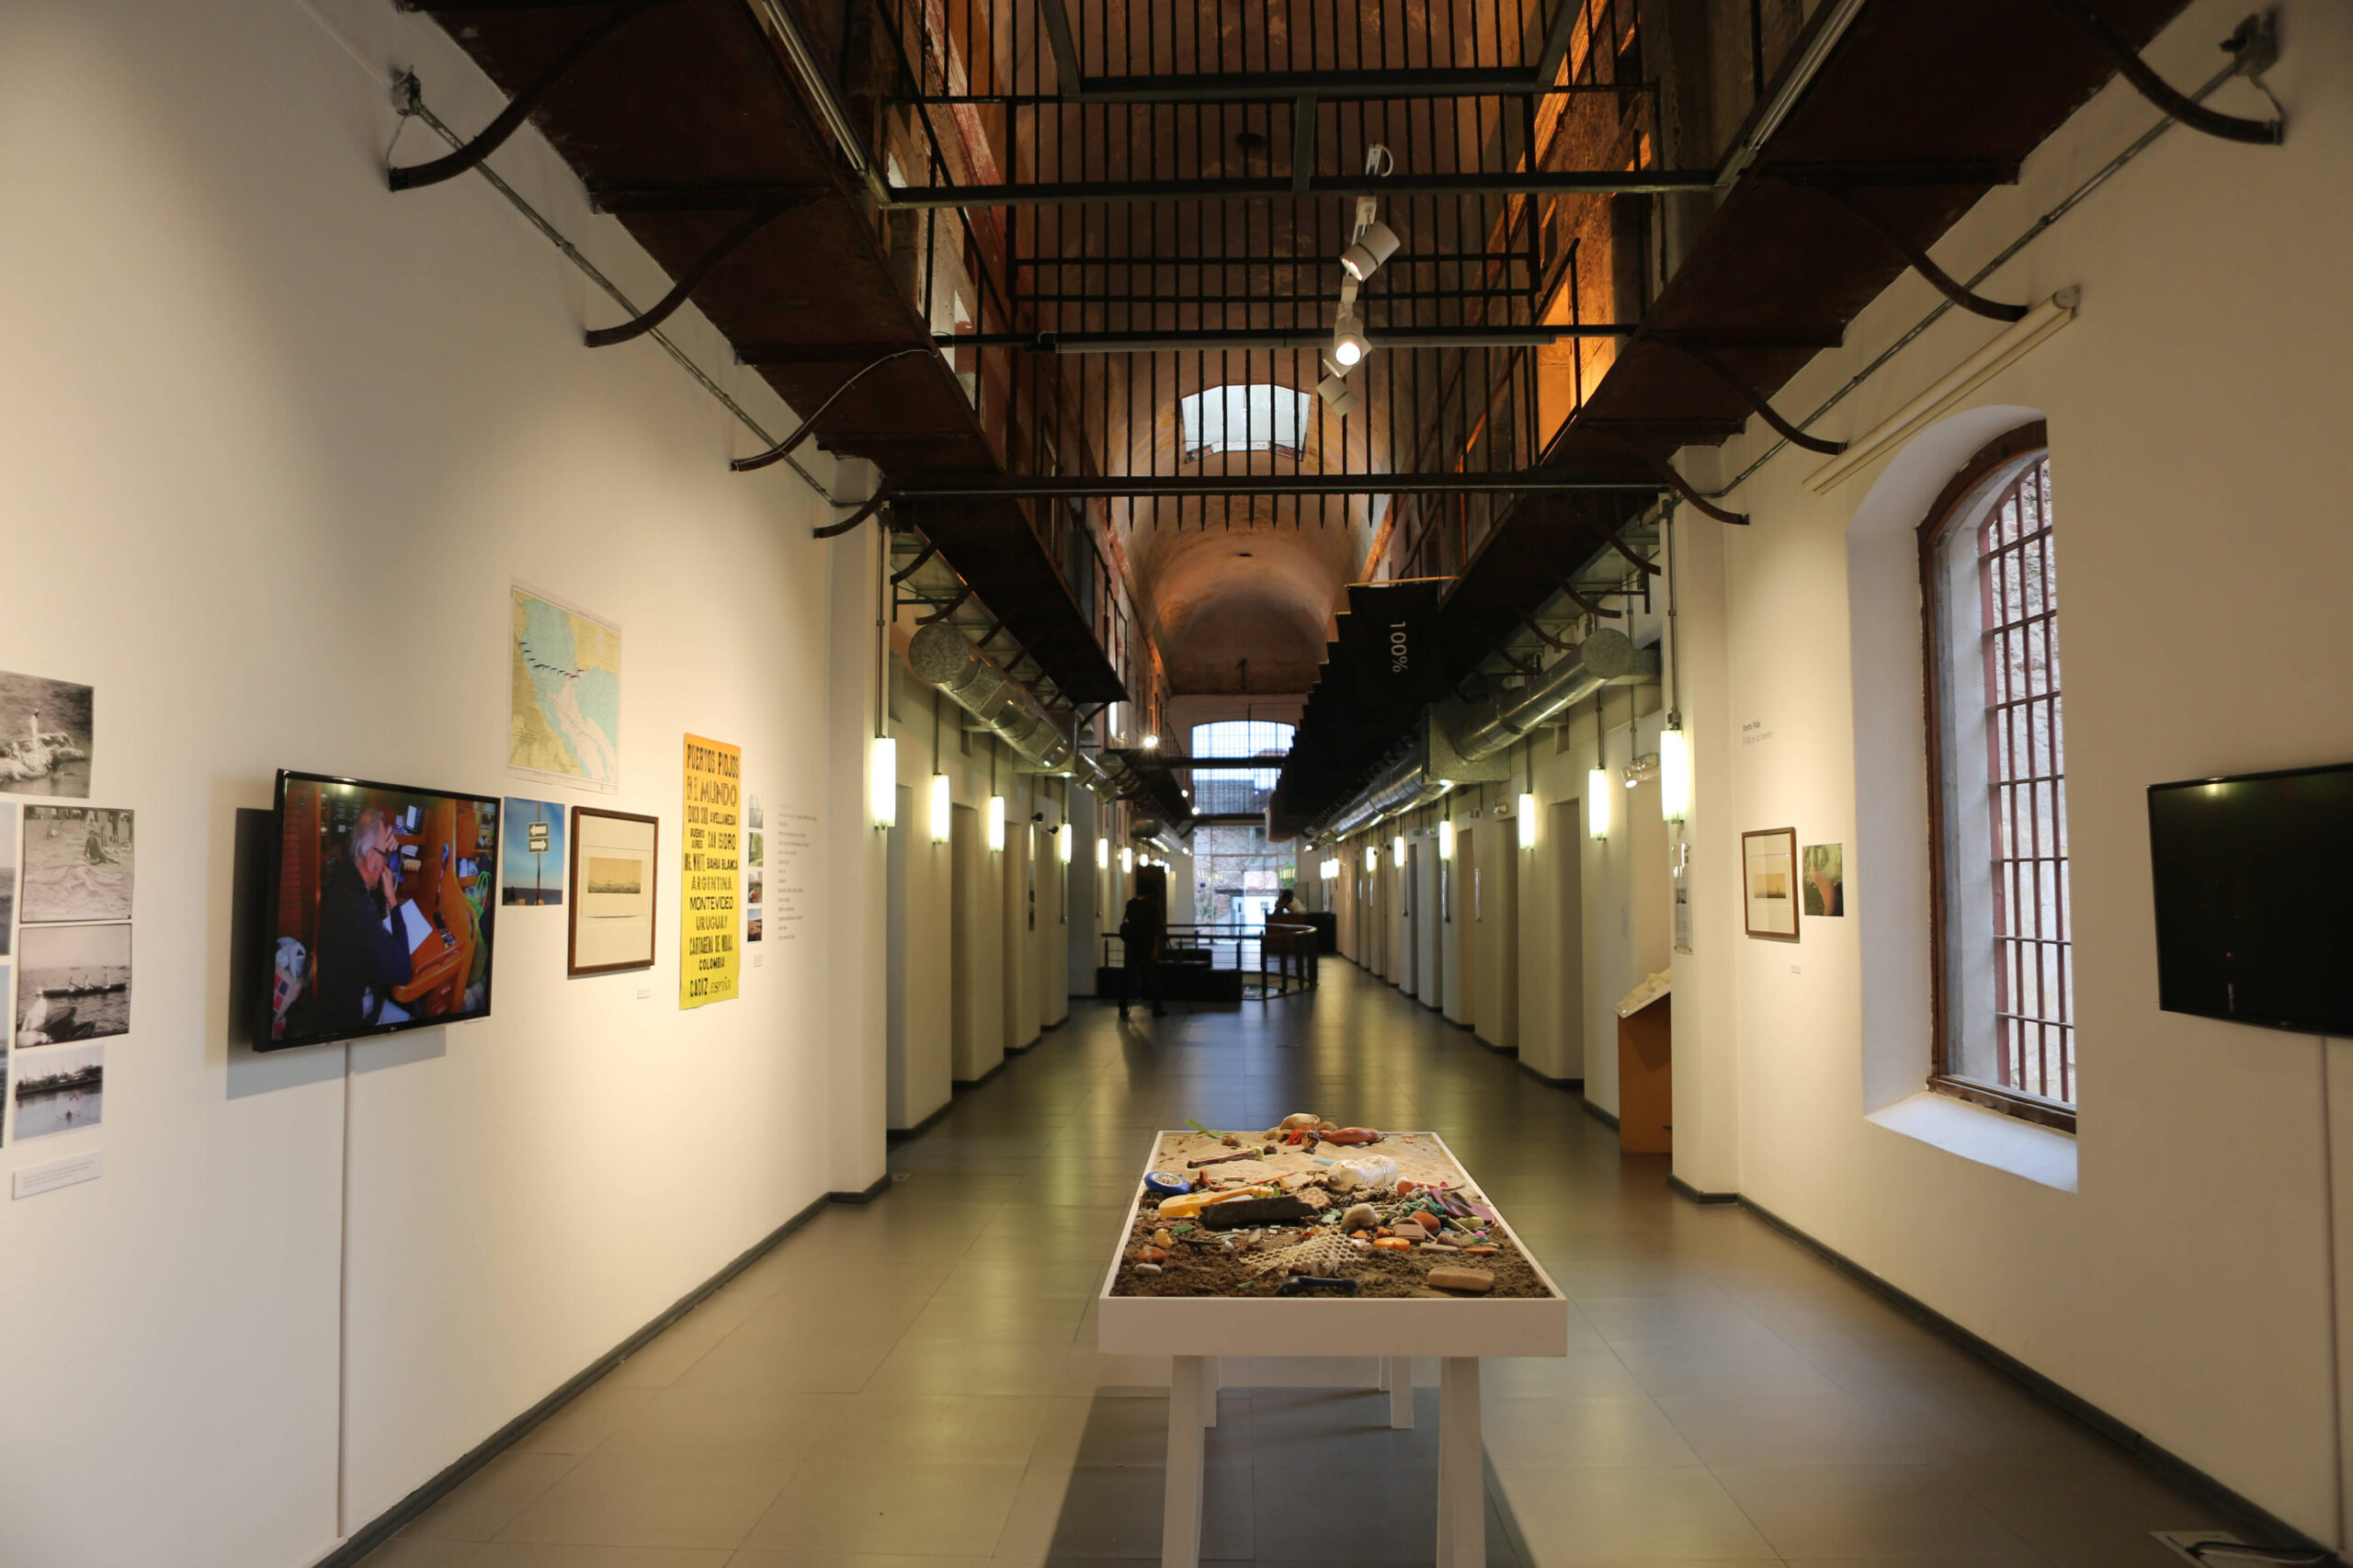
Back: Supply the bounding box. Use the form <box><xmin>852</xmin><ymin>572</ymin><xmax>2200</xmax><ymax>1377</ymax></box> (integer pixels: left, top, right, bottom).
<box><xmin>570</xmin><ymin>806</ymin><xmax>658</xmax><ymax>976</ymax></box>
<box><xmin>1743</xmin><ymin>827</ymin><xmax>1801</xmax><ymax>941</ymax></box>
<box><xmin>1802</xmin><ymin>842</ymin><xmax>1845</xmax><ymax>916</ymax></box>
<box><xmin>22</xmin><ymin>807</ymin><xmax>133</xmax><ymax>924</ymax></box>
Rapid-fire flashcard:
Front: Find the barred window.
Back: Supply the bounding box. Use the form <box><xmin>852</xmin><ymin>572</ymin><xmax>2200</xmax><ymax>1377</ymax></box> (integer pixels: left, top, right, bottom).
<box><xmin>1178</xmin><ymin>386</ymin><xmax>1310</xmax><ymax>460</ymax></box>
<box><xmin>1923</xmin><ymin>430</ymin><xmax>2075</xmax><ymax>1129</ymax></box>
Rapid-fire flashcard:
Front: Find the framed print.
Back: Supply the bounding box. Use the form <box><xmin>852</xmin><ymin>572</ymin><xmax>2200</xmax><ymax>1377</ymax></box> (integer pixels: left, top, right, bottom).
<box><xmin>1742</xmin><ymin>827</ymin><xmax>1801</xmax><ymax>941</ymax></box>
<box><xmin>569</xmin><ymin>806</ymin><xmax>659</xmax><ymax>976</ymax></box>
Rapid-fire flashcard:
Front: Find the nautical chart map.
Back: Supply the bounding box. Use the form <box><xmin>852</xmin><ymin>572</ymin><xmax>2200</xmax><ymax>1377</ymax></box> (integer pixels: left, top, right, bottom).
<box><xmin>508</xmin><ymin>587</ymin><xmax>621</xmax><ymax>791</ymax></box>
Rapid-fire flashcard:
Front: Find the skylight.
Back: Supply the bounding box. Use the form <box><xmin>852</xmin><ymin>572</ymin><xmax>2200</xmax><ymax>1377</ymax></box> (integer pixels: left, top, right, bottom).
<box><xmin>1178</xmin><ymin>385</ymin><xmax>1311</xmax><ymax>460</ymax></box>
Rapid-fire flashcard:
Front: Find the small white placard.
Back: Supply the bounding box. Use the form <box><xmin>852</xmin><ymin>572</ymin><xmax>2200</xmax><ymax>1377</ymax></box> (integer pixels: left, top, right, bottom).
<box><xmin>15</xmin><ymin>1150</ymin><xmax>103</xmax><ymax>1199</ymax></box>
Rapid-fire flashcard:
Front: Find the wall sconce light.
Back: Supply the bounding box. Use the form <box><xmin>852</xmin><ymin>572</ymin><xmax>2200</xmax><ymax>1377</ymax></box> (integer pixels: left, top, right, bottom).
<box><xmin>870</xmin><ymin>737</ymin><xmax>898</xmax><ymax>829</ymax></box>
<box><xmin>1660</xmin><ymin>726</ymin><xmax>1691</xmax><ymax>823</ymax></box>
<box><xmin>1518</xmin><ymin>792</ymin><xmax>1538</xmax><ymax>849</ymax></box>
<box><xmin>1096</xmin><ymin>837</ymin><xmax>1109</xmax><ymax>870</ymax></box>
<box><xmin>1587</xmin><ymin>768</ymin><xmax>1612</xmax><ymax>839</ymax></box>
<box><xmin>1437</xmin><ymin>820</ymin><xmax>1454</xmax><ymax>860</ymax></box>
<box><xmin>1120</xmin><ymin>846</ymin><xmax>1134</xmax><ymax>874</ymax></box>
<box><xmin>1391</xmin><ymin>835</ymin><xmax>1407</xmax><ymax>869</ymax></box>
<box><xmin>1321</xmin><ymin>857</ymin><xmax>1340</xmax><ymax>880</ymax></box>
<box><xmin>1056</xmin><ymin>822</ymin><xmax>1073</xmax><ymax>863</ymax></box>
<box><xmin>986</xmin><ymin>794</ymin><xmax>1006</xmax><ymax>852</ymax></box>
<box><xmin>1364</xmin><ymin>844</ymin><xmax>1378</xmax><ymax>872</ymax></box>
<box><xmin>928</xmin><ymin>773</ymin><xmax>952</xmax><ymax>844</ymax></box>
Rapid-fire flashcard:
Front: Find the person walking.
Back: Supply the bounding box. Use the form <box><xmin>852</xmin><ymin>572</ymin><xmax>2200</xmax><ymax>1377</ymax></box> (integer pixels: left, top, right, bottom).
<box><xmin>1118</xmin><ymin>890</ymin><xmax>1165</xmax><ymax>1018</ymax></box>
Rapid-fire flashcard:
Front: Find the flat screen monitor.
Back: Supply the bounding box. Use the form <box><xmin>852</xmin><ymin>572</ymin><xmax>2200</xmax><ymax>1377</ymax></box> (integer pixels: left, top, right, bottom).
<box><xmin>261</xmin><ymin>770</ymin><xmax>501</xmax><ymax>1050</ymax></box>
<box><xmin>2147</xmin><ymin>761</ymin><xmax>2353</xmax><ymax>1036</ymax></box>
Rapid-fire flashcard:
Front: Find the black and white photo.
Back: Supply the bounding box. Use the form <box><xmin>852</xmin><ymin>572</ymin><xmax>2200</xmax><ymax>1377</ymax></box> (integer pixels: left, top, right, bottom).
<box><xmin>21</xmin><ymin>806</ymin><xmax>133</xmax><ymax>924</ymax></box>
<box><xmin>14</xmin><ymin>1039</ymin><xmax>104</xmax><ymax>1140</ymax></box>
<box><xmin>17</xmin><ymin>923</ymin><xmax>131</xmax><ymax>1044</ymax></box>
<box><xmin>0</xmin><ymin>669</ymin><xmax>93</xmax><ymax>798</ymax></box>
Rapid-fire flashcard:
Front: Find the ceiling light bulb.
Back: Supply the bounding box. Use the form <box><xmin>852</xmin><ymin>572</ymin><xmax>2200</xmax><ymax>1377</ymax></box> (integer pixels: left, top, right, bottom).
<box><xmin>1339</xmin><ymin>220</ymin><xmax>1402</xmax><ymax>282</ymax></box>
<box><xmin>1141</xmin><ymin>733</ymin><xmax>1159</xmax><ymax>749</ymax></box>
<box><xmin>1332</xmin><ymin>315</ymin><xmax>1370</xmax><ymax>367</ymax></box>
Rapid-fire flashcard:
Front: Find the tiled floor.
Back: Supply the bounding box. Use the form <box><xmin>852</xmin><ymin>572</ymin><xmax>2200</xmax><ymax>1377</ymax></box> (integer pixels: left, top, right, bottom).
<box><xmin>364</xmin><ymin>961</ymin><xmax>2237</xmax><ymax>1568</ymax></box>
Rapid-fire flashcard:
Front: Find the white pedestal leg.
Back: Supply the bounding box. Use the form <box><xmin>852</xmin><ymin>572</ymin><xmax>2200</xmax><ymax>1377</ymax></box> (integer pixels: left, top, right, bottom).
<box><xmin>1203</xmin><ymin>1356</ymin><xmax>1220</xmax><ymax>1427</ymax></box>
<box><xmin>1437</xmin><ymin>1357</ymin><xmax>1483</xmax><ymax>1568</ymax></box>
<box><xmin>1163</xmin><ymin>1356</ymin><xmax>1207</xmax><ymax>1568</ymax></box>
<box><xmin>1386</xmin><ymin>1358</ymin><xmax>1415</xmax><ymax>1428</ymax></box>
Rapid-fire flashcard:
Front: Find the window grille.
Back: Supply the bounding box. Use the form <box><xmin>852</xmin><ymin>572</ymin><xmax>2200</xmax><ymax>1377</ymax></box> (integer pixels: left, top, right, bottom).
<box><xmin>1188</xmin><ymin>720</ymin><xmax>1293</xmax><ymax>815</ymax></box>
<box><xmin>1974</xmin><ymin>457</ymin><xmax>2073</xmax><ymax>1104</ymax></box>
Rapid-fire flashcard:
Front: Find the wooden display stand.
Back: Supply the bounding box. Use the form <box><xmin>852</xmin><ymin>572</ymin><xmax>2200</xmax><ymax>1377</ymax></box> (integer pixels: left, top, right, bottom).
<box><xmin>1617</xmin><ymin>994</ymin><xmax>1672</xmax><ymax>1153</ymax></box>
<box><xmin>1101</xmin><ymin>1133</ymin><xmax>1568</xmax><ymax>1568</ymax></box>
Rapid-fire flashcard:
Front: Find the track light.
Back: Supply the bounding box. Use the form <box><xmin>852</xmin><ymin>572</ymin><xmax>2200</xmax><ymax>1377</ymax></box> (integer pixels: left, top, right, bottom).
<box><xmin>1340</xmin><ymin>220</ymin><xmax>1402</xmax><ymax>282</ymax></box>
<box><xmin>1331</xmin><ymin>313</ymin><xmax>1370</xmax><ymax>369</ymax></box>
<box><xmin>1316</xmin><ymin>373</ymin><xmax>1359</xmax><ymax>415</ymax></box>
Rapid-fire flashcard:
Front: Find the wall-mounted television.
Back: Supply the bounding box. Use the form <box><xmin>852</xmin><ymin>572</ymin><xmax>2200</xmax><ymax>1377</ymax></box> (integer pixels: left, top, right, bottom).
<box><xmin>2147</xmin><ymin>761</ymin><xmax>2353</xmax><ymax>1036</ymax></box>
<box><xmin>261</xmin><ymin>770</ymin><xmax>501</xmax><ymax>1050</ymax></box>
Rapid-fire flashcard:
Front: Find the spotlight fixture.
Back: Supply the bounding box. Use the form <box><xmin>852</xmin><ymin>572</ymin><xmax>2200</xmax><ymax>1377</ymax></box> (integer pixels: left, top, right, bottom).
<box><xmin>1340</xmin><ymin>220</ymin><xmax>1402</xmax><ymax>282</ymax></box>
<box><xmin>1331</xmin><ymin>312</ymin><xmax>1370</xmax><ymax>368</ymax></box>
<box><xmin>1316</xmin><ymin>373</ymin><xmax>1359</xmax><ymax>415</ymax></box>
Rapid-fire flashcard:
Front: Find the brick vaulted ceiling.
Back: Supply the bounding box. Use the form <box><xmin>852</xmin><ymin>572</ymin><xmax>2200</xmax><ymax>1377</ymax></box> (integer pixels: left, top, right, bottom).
<box><xmin>409</xmin><ymin>0</ymin><xmax>2205</xmax><ymax>805</ymax></box>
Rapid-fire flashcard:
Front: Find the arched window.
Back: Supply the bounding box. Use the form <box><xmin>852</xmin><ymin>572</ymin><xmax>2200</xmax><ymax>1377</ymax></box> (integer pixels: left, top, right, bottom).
<box><xmin>1188</xmin><ymin>720</ymin><xmax>1294</xmax><ymax>815</ymax></box>
<box><xmin>1922</xmin><ymin>424</ymin><xmax>2074</xmax><ymax>1128</ymax></box>
<box><xmin>1178</xmin><ymin>386</ymin><xmax>1310</xmax><ymax>461</ymax></box>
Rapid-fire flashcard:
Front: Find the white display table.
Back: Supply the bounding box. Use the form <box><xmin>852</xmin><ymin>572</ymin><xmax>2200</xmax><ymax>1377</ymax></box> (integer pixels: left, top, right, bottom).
<box><xmin>1098</xmin><ymin>1131</ymin><xmax>1568</xmax><ymax>1568</ymax></box>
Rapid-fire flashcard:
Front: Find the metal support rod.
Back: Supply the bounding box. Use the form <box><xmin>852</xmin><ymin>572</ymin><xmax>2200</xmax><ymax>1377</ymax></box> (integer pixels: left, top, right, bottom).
<box><xmin>1596</xmin><ymin>437</ymin><xmax>1747</xmax><ymax>525</ymax></box>
<box><xmin>1657</xmin><ymin>341</ymin><xmax>1846</xmax><ymax>454</ymax></box>
<box><xmin>2037</xmin><ymin>0</ymin><xmax>2282</xmax><ymax>143</ymax></box>
<box><xmin>888</xmin><ymin>542</ymin><xmax>939</xmax><ymax>584</ymax></box>
<box><xmin>936</xmin><ymin>325</ymin><xmax>1639</xmax><ymax>353</ymax></box>
<box><xmin>916</xmin><ymin>586</ymin><xmax>972</xmax><ymax>624</ymax></box>
<box><xmin>813</xmin><ymin>471</ymin><xmax>909</xmax><ymax>540</ymax></box>
<box><xmin>387</xmin><ymin>0</ymin><xmax>675</xmax><ymax>191</ymax></box>
<box><xmin>1557</xmin><ymin>578</ymin><xmax>1623</xmax><ymax>619</ymax></box>
<box><xmin>896</xmin><ymin>473</ymin><xmax>1665</xmax><ymax>499</ymax></box>
<box><xmin>1290</xmin><ymin>96</ymin><xmax>1316</xmax><ymax>194</ymax></box>
<box><xmin>1800</xmin><ymin>185</ymin><xmax>2030</xmax><ymax>323</ymax></box>
<box><xmin>1036</xmin><ymin>0</ymin><xmax>1082</xmax><ymax>96</ymax></box>
<box><xmin>732</xmin><ymin>347</ymin><xmax>936</xmax><ymax>472</ymax></box>
<box><xmin>879</xmin><ymin>169</ymin><xmax>1718</xmax><ymax>208</ymax></box>
<box><xmin>584</xmin><ymin>198</ymin><xmax>802</xmax><ymax>347</ymax></box>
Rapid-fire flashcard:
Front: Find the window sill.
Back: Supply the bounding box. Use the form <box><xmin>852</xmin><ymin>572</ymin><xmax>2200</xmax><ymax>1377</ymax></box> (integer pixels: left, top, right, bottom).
<box><xmin>1867</xmin><ymin>1091</ymin><xmax>2078</xmax><ymax>1192</ymax></box>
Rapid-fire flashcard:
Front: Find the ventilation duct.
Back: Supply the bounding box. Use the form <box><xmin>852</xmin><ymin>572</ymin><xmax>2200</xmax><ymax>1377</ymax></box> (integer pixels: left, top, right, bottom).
<box><xmin>1309</xmin><ymin>630</ymin><xmax>1659</xmax><ymax>843</ymax></box>
<box><xmin>1449</xmin><ymin>628</ymin><xmax>1656</xmax><ymax>762</ymax></box>
<box><xmin>906</xmin><ymin>620</ymin><xmax>1078</xmax><ymax>777</ymax></box>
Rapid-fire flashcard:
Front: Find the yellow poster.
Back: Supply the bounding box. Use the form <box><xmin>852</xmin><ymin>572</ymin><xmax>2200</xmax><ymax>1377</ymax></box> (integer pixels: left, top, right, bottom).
<box><xmin>679</xmin><ymin>733</ymin><xmax>742</xmax><ymax>1008</ymax></box>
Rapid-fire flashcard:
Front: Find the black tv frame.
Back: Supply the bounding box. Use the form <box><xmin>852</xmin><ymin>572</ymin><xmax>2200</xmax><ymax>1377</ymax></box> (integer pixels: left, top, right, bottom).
<box><xmin>2147</xmin><ymin>758</ymin><xmax>2353</xmax><ymax>1038</ymax></box>
<box><xmin>256</xmin><ymin>768</ymin><xmax>502</xmax><ymax>1051</ymax></box>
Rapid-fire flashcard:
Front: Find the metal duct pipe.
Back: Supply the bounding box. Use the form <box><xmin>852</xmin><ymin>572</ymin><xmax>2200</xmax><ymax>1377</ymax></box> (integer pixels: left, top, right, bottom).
<box><xmin>1449</xmin><ymin>628</ymin><xmax>1656</xmax><ymax>761</ymax></box>
<box><xmin>905</xmin><ymin>621</ymin><xmax>1076</xmax><ymax>773</ymax></box>
<box><xmin>1322</xmin><ymin>747</ymin><xmax>1449</xmax><ymax>843</ymax></box>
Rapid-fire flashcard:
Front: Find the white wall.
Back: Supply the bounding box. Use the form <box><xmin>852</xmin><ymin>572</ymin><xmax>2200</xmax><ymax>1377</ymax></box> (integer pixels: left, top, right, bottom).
<box><xmin>0</xmin><ymin>3</ymin><xmax>886</xmax><ymax>1563</ymax></box>
<box><xmin>1661</xmin><ymin>0</ymin><xmax>2353</xmax><ymax>1540</ymax></box>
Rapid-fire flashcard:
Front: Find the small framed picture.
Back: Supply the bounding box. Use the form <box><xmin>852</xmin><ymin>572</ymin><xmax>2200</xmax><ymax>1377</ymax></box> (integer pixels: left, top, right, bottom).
<box><xmin>1743</xmin><ymin>827</ymin><xmax>1801</xmax><ymax>941</ymax></box>
<box><xmin>569</xmin><ymin>806</ymin><xmax>659</xmax><ymax>976</ymax></box>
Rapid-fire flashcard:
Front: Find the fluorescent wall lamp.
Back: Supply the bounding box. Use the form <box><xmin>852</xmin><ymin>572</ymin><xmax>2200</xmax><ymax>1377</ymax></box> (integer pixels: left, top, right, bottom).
<box><xmin>986</xmin><ymin>794</ymin><xmax>1006</xmax><ymax>852</ymax></box>
<box><xmin>1391</xmin><ymin>835</ymin><xmax>1406</xmax><ymax>869</ymax></box>
<box><xmin>1364</xmin><ymin>844</ymin><xmax>1378</xmax><ymax>872</ymax></box>
<box><xmin>1096</xmin><ymin>837</ymin><xmax>1109</xmax><ymax>870</ymax></box>
<box><xmin>1518</xmin><ymin>792</ymin><xmax>1538</xmax><ymax>849</ymax></box>
<box><xmin>1056</xmin><ymin>822</ymin><xmax>1073</xmax><ymax>863</ymax></box>
<box><xmin>1120</xmin><ymin>846</ymin><xmax>1134</xmax><ymax>873</ymax></box>
<box><xmin>1321</xmin><ymin>857</ymin><xmax>1340</xmax><ymax>880</ymax></box>
<box><xmin>1660</xmin><ymin>726</ymin><xmax>1691</xmax><ymax>823</ymax></box>
<box><xmin>1587</xmin><ymin>768</ymin><xmax>1612</xmax><ymax>839</ymax></box>
<box><xmin>870</xmin><ymin>737</ymin><xmax>898</xmax><ymax>828</ymax></box>
<box><xmin>928</xmin><ymin>773</ymin><xmax>952</xmax><ymax>844</ymax></box>
<box><xmin>1437</xmin><ymin>820</ymin><xmax>1454</xmax><ymax>860</ymax></box>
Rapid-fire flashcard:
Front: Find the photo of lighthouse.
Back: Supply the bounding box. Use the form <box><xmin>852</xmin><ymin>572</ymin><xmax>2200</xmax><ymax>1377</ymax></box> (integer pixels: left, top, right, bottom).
<box><xmin>0</xmin><ymin>669</ymin><xmax>93</xmax><ymax>799</ymax></box>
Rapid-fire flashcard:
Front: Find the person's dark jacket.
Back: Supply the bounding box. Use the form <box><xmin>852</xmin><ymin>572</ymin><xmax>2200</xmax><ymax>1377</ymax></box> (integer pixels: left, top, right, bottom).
<box><xmin>316</xmin><ymin>855</ymin><xmax>413</xmax><ymax>1031</ymax></box>
<box><xmin>1118</xmin><ymin>895</ymin><xmax>1161</xmax><ymax>965</ymax></box>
